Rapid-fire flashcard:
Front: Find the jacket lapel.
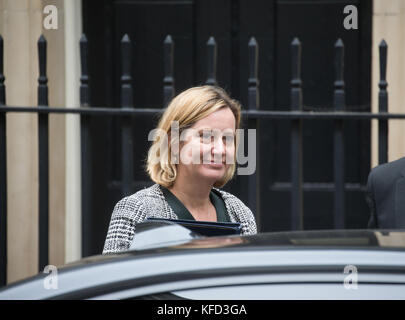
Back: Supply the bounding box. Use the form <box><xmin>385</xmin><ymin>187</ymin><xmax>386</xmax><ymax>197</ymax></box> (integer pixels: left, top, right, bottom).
<box><xmin>395</xmin><ymin>167</ymin><xmax>405</xmax><ymax>228</ymax></box>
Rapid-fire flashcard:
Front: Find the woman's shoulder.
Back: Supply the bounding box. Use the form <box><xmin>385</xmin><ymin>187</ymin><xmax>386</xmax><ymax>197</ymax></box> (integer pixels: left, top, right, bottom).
<box><xmin>213</xmin><ymin>188</ymin><xmax>247</xmax><ymax>208</ymax></box>
<box><xmin>117</xmin><ymin>183</ymin><xmax>164</xmax><ymax>204</ymax></box>
<box><xmin>113</xmin><ymin>184</ymin><xmax>167</xmax><ymax>217</ymax></box>
<box><xmin>213</xmin><ymin>188</ymin><xmax>257</xmax><ymax>234</ymax></box>
<box><xmin>103</xmin><ymin>184</ymin><xmax>171</xmax><ymax>254</ymax></box>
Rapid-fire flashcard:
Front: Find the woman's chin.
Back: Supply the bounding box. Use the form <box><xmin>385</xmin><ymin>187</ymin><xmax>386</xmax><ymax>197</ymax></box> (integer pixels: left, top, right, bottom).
<box><xmin>198</xmin><ymin>165</ymin><xmax>226</xmax><ymax>181</ymax></box>
<box><xmin>202</xmin><ymin>162</ymin><xmax>225</xmax><ymax>170</ymax></box>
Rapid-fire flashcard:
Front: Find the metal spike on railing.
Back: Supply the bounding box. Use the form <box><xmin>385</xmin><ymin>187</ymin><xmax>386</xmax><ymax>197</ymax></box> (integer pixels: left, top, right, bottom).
<box><xmin>379</xmin><ymin>40</ymin><xmax>388</xmax><ymax>91</ymax></box>
<box><xmin>378</xmin><ymin>39</ymin><xmax>388</xmax><ymax>165</ymax></box>
<box><xmin>333</xmin><ymin>38</ymin><xmax>345</xmax><ymax>229</ymax></box>
<box><xmin>334</xmin><ymin>39</ymin><xmax>345</xmax><ymax>110</ymax></box>
<box><xmin>206</xmin><ymin>36</ymin><xmax>217</xmax><ymax>85</ymax></box>
<box><xmin>290</xmin><ymin>37</ymin><xmax>303</xmax><ymax>230</ymax></box>
<box><xmin>37</xmin><ymin>34</ymin><xmax>49</xmax><ymax>271</ymax></box>
<box><xmin>0</xmin><ymin>35</ymin><xmax>5</xmax><ymax>105</ymax></box>
<box><xmin>248</xmin><ymin>37</ymin><xmax>259</xmax><ymax>110</ymax></box>
<box><xmin>80</xmin><ymin>34</ymin><xmax>90</xmax><ymax>106</ymax></box>
<box><xmin>0</xmin><ymin>33</ymin><xmax>7</xmax><ymax>286</ymax></box>
<box><xmin>163</xmin><ymin>35</ymin><xmax>175</xmax><ymax>106</ymax></box>
<box><xmin>37</xmin><ymin>35</ymin><xmax>48</xmax><ymax>106</ymax></box>
<box><xmin>290</xmin><ymin>37</ymin><xmax>302</xmax><ymax>111</ymax></box>
<box><xmin>121</xmin><ymin>34</ymin><xmax>133</xmax><ymax>109</ymax></box>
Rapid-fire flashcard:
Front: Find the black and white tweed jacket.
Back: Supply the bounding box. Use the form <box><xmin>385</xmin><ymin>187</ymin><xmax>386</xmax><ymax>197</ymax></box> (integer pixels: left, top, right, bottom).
<box><xmin>102</xmin><ymin>184</ymin><xmax>257</xmax><ymax>254</ymax></box>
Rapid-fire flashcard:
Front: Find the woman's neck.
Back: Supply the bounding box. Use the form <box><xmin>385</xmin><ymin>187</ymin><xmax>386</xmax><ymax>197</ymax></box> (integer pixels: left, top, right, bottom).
<box><xmin>169</xmin><ymin>178</ymin><xmax>212</xmax><ymax>210</ymax></box>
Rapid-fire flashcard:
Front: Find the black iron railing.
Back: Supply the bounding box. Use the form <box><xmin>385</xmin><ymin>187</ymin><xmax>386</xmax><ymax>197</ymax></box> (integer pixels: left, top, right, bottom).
<box><xmin>0</xmin><ymin>33</ymin><xmax>401</xmax><ymax>287</ymax></box>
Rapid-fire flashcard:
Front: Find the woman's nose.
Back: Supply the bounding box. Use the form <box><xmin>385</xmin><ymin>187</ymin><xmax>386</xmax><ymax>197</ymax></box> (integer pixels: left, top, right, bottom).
<box><xmin>212</xmin><ymin>137</ymin><xmax>225</xmax><ymax>155</ymax></box>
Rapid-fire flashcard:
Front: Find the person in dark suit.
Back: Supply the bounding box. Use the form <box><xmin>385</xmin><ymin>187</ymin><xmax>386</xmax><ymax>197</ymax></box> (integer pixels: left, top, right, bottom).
<box><xmin>366</xmin><ymin>156</ymin><xmax>405</xmax><ymax>229</ymax></box>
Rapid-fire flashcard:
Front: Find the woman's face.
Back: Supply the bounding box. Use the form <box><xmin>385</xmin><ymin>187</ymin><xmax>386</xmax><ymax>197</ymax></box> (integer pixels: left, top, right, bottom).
<box><xmin>176</xmin><ymin>107</ymin><xmax>236</xmax><ymax>185</ymax></box>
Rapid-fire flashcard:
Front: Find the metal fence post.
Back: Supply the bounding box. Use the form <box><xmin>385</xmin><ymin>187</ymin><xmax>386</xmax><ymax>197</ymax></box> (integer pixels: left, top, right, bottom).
<box><xmin>290</xmin><ymin>37</ymin><xmax>303</xmax><ymax>230</ymax></box>
<box><xmin>0</xmin><ymin>34</ymin><xmax>7</xmax><ymax>286</ymax></box>
<box><xmin>37</xmin><ymin>35</ymin><xmax>49</xmax><ymax>271</ymax></box>
<box><xmin>378</xmin><ymin>40</ymin><xmax>388</xmax><ymax>165</ymax></box>
<box><xmin>247</xmin><ymin>37</ymin><xmax>261</xmax><ymax>230</ymax></box>
<box><xmin>333</xmin><ymin>39</ymin><xmax>345</xmax><ymax>229</ymax></box>
<box><xmin>80</xmin><ymin>34</ymin><xmax>92</xmax><ymax>258</ymax></box>
<box><xmin>121</xmin><ymin>34</ymin><xmax>134</xmax><ymax>197</ymax></box>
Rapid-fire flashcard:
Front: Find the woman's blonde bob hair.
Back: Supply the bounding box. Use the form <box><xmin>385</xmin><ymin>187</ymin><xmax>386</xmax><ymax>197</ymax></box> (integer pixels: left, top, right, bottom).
<box><xmin>146</xmin><ymin>85</ymin><xmax>241</xmax><ymax>188</ymax></box>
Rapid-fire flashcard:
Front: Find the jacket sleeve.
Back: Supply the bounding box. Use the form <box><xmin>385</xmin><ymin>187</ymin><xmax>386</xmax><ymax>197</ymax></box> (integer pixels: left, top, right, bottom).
<box><xmin>240</xmin><ymin>206</ymin><xmax>258</xmax><ymax>235</ymax></box>
<box><xmin>102</xmin><ymin>196</ymin><xmax>146</xmax><ymax>254</ymax></box>
<box><xmin>225</xmin><ymin>194</ymin><xmax>257</xmax><ymax>235</ymax></box>
<box><xmin>365</xmin><ymin>170</ymin><xmax>378</xmax><ymax>229</ymax></box>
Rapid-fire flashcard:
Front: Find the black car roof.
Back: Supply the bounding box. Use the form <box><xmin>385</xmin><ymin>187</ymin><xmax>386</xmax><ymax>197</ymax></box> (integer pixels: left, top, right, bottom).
<box><xmin>64</xmin><ymin>229</ymin><xmax>405</xmax><ymax>269</ymax></box>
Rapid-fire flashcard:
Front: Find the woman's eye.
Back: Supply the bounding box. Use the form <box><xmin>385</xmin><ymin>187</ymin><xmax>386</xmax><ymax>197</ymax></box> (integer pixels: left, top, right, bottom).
<box><xmin>224</xmin><ymin>135</ymin><xmax>234</xmax><ymax>143</ymax></box>
<box><xmin>201</xmin><ymin>132</ymin><xmax>212</xmax><ymax>143</ymax></box>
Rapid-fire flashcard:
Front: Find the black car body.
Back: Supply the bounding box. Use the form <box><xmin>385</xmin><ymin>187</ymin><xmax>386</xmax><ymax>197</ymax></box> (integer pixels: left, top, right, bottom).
<box><xmin>1</xmin><ymin>224</ymin><xmax>405</xmax><ymax>300</ymax></box>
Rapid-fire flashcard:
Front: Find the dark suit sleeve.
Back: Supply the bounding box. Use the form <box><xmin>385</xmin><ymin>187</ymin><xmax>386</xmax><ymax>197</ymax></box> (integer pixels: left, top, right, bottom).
<box><xmin>365</xmin><ymin>170</ymin><xmax>378</xmax><ymax>228</ymax></box>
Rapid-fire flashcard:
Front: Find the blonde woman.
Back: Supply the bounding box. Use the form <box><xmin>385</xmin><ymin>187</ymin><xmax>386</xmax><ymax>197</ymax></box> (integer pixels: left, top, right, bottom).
<box><xmin>103</xmin><ymin>86</ymin><xmax>257</xmax><ymax>254</ymax></box>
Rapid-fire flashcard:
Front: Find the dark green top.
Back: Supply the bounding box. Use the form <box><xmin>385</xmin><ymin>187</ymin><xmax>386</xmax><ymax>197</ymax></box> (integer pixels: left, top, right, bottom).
<box><xmin>160</xmin><ymin>186</ymin><xmax>230</xmax><ymax>222</ymax></box>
